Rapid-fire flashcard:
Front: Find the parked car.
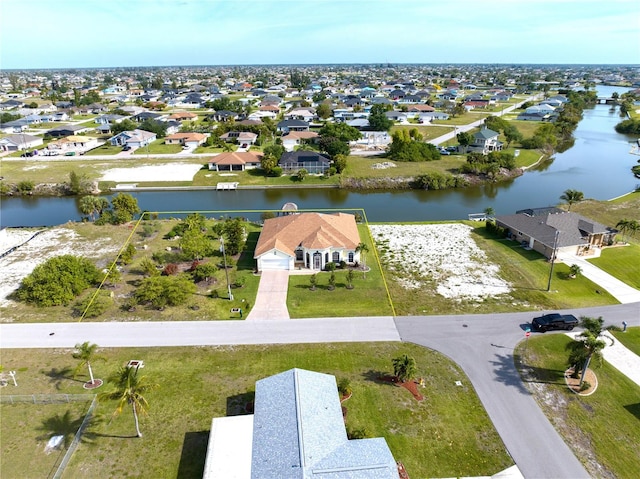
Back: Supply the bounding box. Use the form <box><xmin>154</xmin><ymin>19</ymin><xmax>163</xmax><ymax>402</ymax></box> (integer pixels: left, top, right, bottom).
<box><xmin>532</xmin><ymin>313</ymin><xmax>579</xmax><ymax>332</ymax></box>
<box><xmin>64</xmin><ymin>151</ymin><xmax>76</xmax><ymax>156</ymax></box>
<box><xmin>446</xmin><ymin>146</ymin><xmax>457</xmax><ymax>152</ymax></box>
<box><xmin>438</xmin><ymin>148</ymin><xmax>450</xmax><ymax>155</ymax></box>
<box><xmin>122</xmin><ymin>145</ymin><xmax>131</xmax><ymax>151</ymax></box>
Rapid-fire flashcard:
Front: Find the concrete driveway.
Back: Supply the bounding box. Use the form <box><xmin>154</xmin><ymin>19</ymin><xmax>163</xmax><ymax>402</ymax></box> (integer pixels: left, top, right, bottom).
<box><xmin>557</xmin><ymin>250</ymin><xmax>640</xmax><ymax>303</ymax></box>
<box><xmin>246</xmin><ymin>270</ymin><xmax>290</xmax><ymax>320</ymax></box>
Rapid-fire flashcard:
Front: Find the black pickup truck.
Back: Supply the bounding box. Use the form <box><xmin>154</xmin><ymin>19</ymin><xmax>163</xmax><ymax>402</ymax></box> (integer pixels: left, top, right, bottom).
<box><xmin>532</xmin><ymin>313</ymin><xmax>579</xmax><ymax>332</ymax></box>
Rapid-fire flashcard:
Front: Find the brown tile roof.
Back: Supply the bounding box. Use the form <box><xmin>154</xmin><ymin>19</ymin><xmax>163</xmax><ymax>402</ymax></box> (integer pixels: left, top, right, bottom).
<box><xmin>208</xmin><ymin>151</ymin><xmax>263</xmax><ymax>165</ymax></box>
<box><xmin>408</xmin><ymin>104</ymin><xmax>435</xmax><ymax>112</ymax></box>
<box><xmin>165</xmin><ymin>132</ymin><xmax>206</xmax><ymax>141</ymax></box>
<box><xmin>254</xmin><ymin>213</ymin><xmax>360</xmax><ymax>258</ymax></box>
<box><xmin>169</xmin><ymin>112</ymin><xmax>198</xmax><ymax>120</ymax></box>
<box><xmin>283</xmin><ymin>131</ymin><xmax>319</xmax><ymax>140</ymax></box>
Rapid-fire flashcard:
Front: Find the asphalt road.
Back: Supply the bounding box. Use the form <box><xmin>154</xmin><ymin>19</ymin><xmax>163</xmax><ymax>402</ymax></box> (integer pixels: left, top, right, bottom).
<box><xmin>1</xmin><ymin>303</ymin><xmax>638</xmax><ymax>478</ymax></box>
<box><xmin>395</xmin><ymin>302</ymin><xmax>640</xmax><ymax>479</ymax></box>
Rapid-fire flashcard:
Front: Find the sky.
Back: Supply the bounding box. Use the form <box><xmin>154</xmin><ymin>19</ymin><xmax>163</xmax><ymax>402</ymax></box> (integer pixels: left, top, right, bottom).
<box><xmin>1</xmin><ymin>0</ymin><xmax>639</xmax><ymax>69</ymax></box>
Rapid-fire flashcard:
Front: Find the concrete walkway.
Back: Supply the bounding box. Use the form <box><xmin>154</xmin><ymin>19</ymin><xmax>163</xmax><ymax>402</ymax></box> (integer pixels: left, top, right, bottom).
<box><xmin>557</xmin><ymin>250</ymin><xmax>640</xmax><ymax>304</ymax></box>
<box><xmin>246</xmin><ymin>270</ymin><xmax>291</xmax><ymax>320</ymax></box>
<box><xmin>567</xmin><ymin>330</ymin><xmax>640</xmax><ymax>387</ymax></box>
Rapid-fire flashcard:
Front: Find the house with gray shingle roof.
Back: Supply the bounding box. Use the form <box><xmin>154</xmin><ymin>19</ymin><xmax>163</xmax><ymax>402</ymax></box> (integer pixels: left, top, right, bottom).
<box><xmin>469</xmin><ymin>127</ymin><xmax>503</xmax><ymax>154</ymax></box>
<box><xmin>495</xmin><ymin>208</ymin><xmax>617</xmax><ymax>258</ymax></box>
<box><xmin>203</xmin><ymin>368</ymin><xmax>399</xmax><ymax>479</ymax></box>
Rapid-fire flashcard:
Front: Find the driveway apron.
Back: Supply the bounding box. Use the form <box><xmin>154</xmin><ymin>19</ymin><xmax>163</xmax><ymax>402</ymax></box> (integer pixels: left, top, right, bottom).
<box><xmin>246</xmin><ymin>270</ymin><xmax>290</xmax><ymax>320</ymax></box>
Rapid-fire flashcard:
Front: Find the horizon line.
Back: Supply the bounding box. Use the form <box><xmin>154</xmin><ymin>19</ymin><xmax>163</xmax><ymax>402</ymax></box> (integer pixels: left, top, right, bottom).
<box><xmin>3</xmin><ymin>62</ymin><xmax>640</xmax><ymax>72</ymax></box>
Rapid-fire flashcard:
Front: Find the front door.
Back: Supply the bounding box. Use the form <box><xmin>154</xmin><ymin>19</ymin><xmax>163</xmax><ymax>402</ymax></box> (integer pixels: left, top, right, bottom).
<box><xmin>313</xmin><ymin>252</ymin><xmax>322</xmax><ymax>270</ymax></box>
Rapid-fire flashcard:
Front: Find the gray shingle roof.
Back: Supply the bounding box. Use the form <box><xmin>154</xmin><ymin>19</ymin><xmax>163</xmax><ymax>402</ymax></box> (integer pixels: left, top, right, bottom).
<box><xmin>496</xmin><ymin>211</ymin><xmax>612</xmax><ymax>248</ymax></box>
<box><xmin>251</xmin><ymin>369</ymin><xmax>399</xmax><ymax>479</ymax></box>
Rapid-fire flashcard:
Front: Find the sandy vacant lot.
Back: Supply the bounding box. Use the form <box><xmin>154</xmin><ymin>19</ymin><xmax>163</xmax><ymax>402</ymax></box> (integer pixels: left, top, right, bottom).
<box><xmin>370</xmin><ymin>223</ymin><xmax>511</xmax><ymax>300</ymax></box>
<box><xmin>0</xmin><ymin>227</ymin><xmax>121</xmax><ymax>308</ymax></box>
<box><xmin>100</xmin><ymin>163</ymin><xmax>203</xmax><ymax>182</ymax></box>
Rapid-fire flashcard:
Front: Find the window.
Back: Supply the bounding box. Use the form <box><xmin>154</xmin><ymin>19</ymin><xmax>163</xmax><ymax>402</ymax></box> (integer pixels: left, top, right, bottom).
<box><xmin>295</xmin><ymin>249</ymin><xmax>303</xmax><ymax>261</ymax></box>
<box><xmin>332</xmin><ymin>252</ymin><xmax>340</xmax><ymax>262</ymax></box>
<box><xmin>348</xmin><ymin>252</ymin><xmax>354</xmax><ymax>263</ymax></box>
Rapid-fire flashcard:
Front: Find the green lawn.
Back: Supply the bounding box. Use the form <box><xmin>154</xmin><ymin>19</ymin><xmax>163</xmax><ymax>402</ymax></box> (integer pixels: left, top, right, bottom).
<box><xmin>343</xmin><ymin>154</ymin><xmax>466</xmax><ymax>179</ymax></box>
<box><xmin>516</xmin><ymin>333</ymin><xmax>640</xmax><ymax>478</ymax></box>
<box><xmin>0</xmin><ymin>343</ymin><xmax>512</xmax><ymax>479</ymax></box>
<box><xmin>0</xmin><ymin>400</ymin><xmax>93</xmax><ymax>479</ymax></box>
<box><xmin>144</xmin><ymin>139</ymin><xmax>182</xmax><ymax>154</ymax></box>
<box><xmin>390</xmin><ymin>124</ymin><xmax>452</xmax><ymax>141</ymax></box>
<box><xmin>287</xmin><ymin>225</ymin><xmax>394</xmax><ymax>317</ymax></box>
<box><xmin>588</xmin><ymin>243</ymin><xmax>640</xmax><ymax>289</ymax></box>
<box><xmin>611</xmin><ymin>326</ymin><xmax>640</xmax><ymax>356</ymax></box>
<box><xmin>192</xmin><ymin>166</ymin><xmax>341</xmax><ymax>187</ymax></box>
<box><xmin>84</xmin><ymin>143</ymin><xmax>122</xmax><ymax>156</ymax></box>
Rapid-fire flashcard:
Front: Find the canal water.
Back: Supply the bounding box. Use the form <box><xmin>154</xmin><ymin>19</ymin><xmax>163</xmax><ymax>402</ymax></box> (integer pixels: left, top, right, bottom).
<box><xmin>1</xmin><ymin>86</ymin><xmax>637</xmax><ymax>227</ymax></box>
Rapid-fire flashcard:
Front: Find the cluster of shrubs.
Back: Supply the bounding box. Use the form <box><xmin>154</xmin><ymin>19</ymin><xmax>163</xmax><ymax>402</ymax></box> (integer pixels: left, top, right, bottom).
<box><xmin>460</xmin><ymin>151</ymin><xmax>516</xmax><ymax>175</ymax></box>
<box><xmin>485</xmin><ymin>220</ymin><xmax>508</xmax><ymax>237</ymax></box>
<box><xmin>412</xmin><ymin>172</ymin><xmax>468</xmax><ymax>190</ymax></box>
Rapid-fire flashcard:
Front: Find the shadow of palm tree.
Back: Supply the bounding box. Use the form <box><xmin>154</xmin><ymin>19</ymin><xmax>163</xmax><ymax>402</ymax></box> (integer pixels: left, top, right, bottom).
<box><xmin>488</xmin><ymin>352</ymin><xmax>530</xmax><ymax>394</ymax></box>
<box><xmin>37</xmin><ymin>409</ymin><xmax>102</xmax><ymax>449</ymax></box>
<box><xmin>42</xmin><ymin>367</ymin><xmax>80</xmax><ymax>390</ymax></box>
<box><xmin>361</xmin><ymin>369</ymin><xmax>396</xmax><ymax>386</ymax></box>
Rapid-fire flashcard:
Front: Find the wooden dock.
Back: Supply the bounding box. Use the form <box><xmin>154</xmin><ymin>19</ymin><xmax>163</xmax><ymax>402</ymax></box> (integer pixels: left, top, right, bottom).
<box><xmin>216</xmin><ymin>182</ymin><xmax>239</xmax><ymax>190</ymax></box>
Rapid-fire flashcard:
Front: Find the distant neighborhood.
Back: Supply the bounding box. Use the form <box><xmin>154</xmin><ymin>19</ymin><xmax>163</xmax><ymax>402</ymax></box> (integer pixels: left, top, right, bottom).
<box><xmin>1</xmin><ymin>64</ymin><xmax>639</xmax><ymax>187</ymax></box>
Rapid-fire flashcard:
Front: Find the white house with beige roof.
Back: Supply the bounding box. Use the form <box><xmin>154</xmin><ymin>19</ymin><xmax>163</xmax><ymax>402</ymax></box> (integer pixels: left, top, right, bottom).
<box><xmin>254</xmin><ymin>212</ymin><xmax>361</xmax><ymax>271</ymax></box>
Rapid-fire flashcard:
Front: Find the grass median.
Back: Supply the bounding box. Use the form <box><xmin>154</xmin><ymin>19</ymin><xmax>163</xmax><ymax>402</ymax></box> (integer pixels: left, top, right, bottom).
<box><xmin>515</xmin><ymin>330</ymin><xmax>640</xmax><ymax>479</ymax></box>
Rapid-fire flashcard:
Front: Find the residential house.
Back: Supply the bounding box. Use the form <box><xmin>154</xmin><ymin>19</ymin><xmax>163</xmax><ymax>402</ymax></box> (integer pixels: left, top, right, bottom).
<box><xmin>254</xmin><ymin>212</ymin><xmax>360</xmax><ymax>271</ymax></box>
<box><xmin>208</xmin><ymin>110</ymin><xmax>239</xmax><ymax>123</ymax></box>
<box><xmin>52</xmin><ymin>112</ymin><xmax>69</xmax><ymax>122</ymax></box>
<box><xmin>219</xmin><ymin>131</ymin><xmax>258</xmax><ymax>145</ymax></box>
<box><xmin>0</xmin><ymin>119</ymin><xmax>29</xmax><ymax>133</ymax></box>
<box><xmin>385</xmin><ymin>111</ymin><xmax>408</xmax><ymax>123</ymax></box>
<box><xmin>346</xmin><ymin>118</ymin><xmax>371</xmax><ymax>129</ymax></box>
<box><xmin>46</xmin><ymin>124</ymin><xmax>92</xmax><ymax>137</ymax></box>
<box><xmin>517</xmin><ymin>104</ymin><xmax>555</xmax><ymax>121</ymax></box>
<box><xmin>418</xmin><ymin>111</ymin><xmax>449</xmax><ymax>123</ymax></box>
<box><xmin>168</xmin><ymin>111</ymin><xmax>198</xmax><ymax>122</ymax></box>
<box><xmin>203</xmin><ymin>368</ymin><xmax>399</xmax><ymax>479</ymax></box>
<box><xmin>468</xmin><ymin>127</ymin><xmax>503</xmax><ymax>154</ymax></box>
<box><xmin>0</xmin><ymin>99</ymin><xmax>24</xmax><ymax>110</ymax></box>
<box><xmin>276</xmin><ymin>119</ymin><xmax>309</xmax><ymax>133</ymax></box>
<box><xmin>47</xmin><ymin>135</ymin><xmax>99</xmax><ymax>153</ymax></box>
<box><xmin>95</xmin><ymin>114</ymin><xmax>126</xmax><ymax>125</ymax></box>
<box><xmin>208</xmin><ymin>151</ymin><xmax>262</xmax><ymax>171</ymax></box>
<box><xmin>283</xmin><ymin>108</ymin><xmax>316</xmax><ymax>122</ymax></box>
<box><xmin>131</xmin><ymin>111</ymin><xmax>164</xmax><ymax>122</ymax></box>
<box><xmin>495</xmin><ymin>208</ymin><xmax>617</xmax><ymax>258</ymax></box>
<box><xmin>0</xmin><ymin>134</ymin><xmax>43</xmax><ymax>152</ymax></box>
<box><xmin>164</xmin><ymin>132</ymin><xmax>207</xmax><ymax>148</ymax></box>
<box><xmin>407</xmin><ymin>104</ymin><xmax>435</xmax><ymax>113</ymax></box>
<box><xmin>279</xmin><ymin>150</ymin><xmax>331</xmax><ymax>174</ymax></box>
<box><xmin>248</xmin><ymin>110</ymin><xmax>277</xmax><ymax>121</ymax></box>
<box><xmin>281</xmin><ymin>131</ymin><xmax>319</xmax><ymax>151</ymax></box>
<box><xmin>109</xmin><ymin>129</ymin><xmax>157</xmax><ymax>148</ymax></box>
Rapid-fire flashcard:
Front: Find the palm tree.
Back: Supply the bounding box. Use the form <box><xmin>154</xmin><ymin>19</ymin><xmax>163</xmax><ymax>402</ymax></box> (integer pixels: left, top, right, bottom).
<box><xmin>392</xmin><ymin>354</ymin><xmax>417</xmax><ymax>383</ymax></box>
<box><xmin>483</xmin><ymin>207</ymin><xmax>495</xmax><ymax>220</ymax></box>
<box><xmin>560</xmin><ymin>189</ymin><xmax>584</xmax><ymax>211</ymax></box>
<box><xmin>566</xmin><ymin>316</ymin><xmax>609</xmax><ymax>387</ymax></box>
<box><xmin>78</xmin><ymin>196</ymin><xmax>97</xmax><ymax>221</ymax></box>
<box><xmin>569</xmin><ymin>264</ymin><xmax>582</xmax><ymax>278</ymax></box>
<box><xmin>355</xmin><ymin>242</ymin><xmax>369</xmax><ymax>279</ymax></box>
<box><xmin>616</xmin><ymin>219</ymin><xmax>631</xmax><ymax>243</ymax></box>
<box><xmin>99</xmin><ymin>365</ymin><xmax>158</xmax><ymax>438</ymax></box>
<box><xmin>72</xmin><ymin>341</ymin><xmax>105</xmax><ymax>385</ymax></box>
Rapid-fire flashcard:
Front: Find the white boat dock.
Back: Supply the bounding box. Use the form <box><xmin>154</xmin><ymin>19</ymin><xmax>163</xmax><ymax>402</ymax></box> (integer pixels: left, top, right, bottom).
<box><xmin>216</xmin><ymin>182</ymin><xmax>239</xmax><ymax>190</ymax></box>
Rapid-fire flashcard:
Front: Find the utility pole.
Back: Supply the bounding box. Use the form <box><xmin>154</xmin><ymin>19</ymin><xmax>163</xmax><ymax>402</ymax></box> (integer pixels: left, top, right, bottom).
<box><xmin>220</xmin><ymin>237</ymin><xmax>233</xmax><ymax>301</ymax></box>
<box><xmin>546</xmin><ymin>229</ymin><xmax>560</xmax><ymax>292</ymax></box>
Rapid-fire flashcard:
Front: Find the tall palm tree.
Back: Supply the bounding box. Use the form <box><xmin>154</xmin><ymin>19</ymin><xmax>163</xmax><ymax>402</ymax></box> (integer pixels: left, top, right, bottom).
<box><xmin>99</xmin><ymin>365</ymin><xmax>158</xmax><ymax>438</ymax></box>
<box><xmin>616</xmin><ymin>219</ymin><xmax>631</xmax><ymax>243</ymax></box>
<box><xmin>72</xmin><ymin>341</ymin><xmax>105</xmax><ymax>385</ymax></box>
<box><xmin>392</xmin><ymin>354</ymin><xmax>417</xmax><ymax>383</ymax></box>
<box><xmin>355</xmin><ymin>242</ymin><xmax>369</xmax><ymax>279</ymax></box>
<box><xmin>566</xmin><ymin>316</ymin><xmax>608</xmax><ymax>387</ymax></box>
<box><xmin>78</xmin><ymin>196</ymin><xmax>97</xmax><ymax>221</ymax></box>
<box><xmin>560</xmin><ymin>189</ymin><xmax>584</xmax><ymax>211</ymax></box>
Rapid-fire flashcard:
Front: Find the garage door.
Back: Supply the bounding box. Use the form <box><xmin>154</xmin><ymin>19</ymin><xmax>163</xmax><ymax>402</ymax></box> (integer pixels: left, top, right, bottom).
<box><xmin>260</xmin><ymin>257</ymin><xmax>290</xmax><ymax>270</ymax></box>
